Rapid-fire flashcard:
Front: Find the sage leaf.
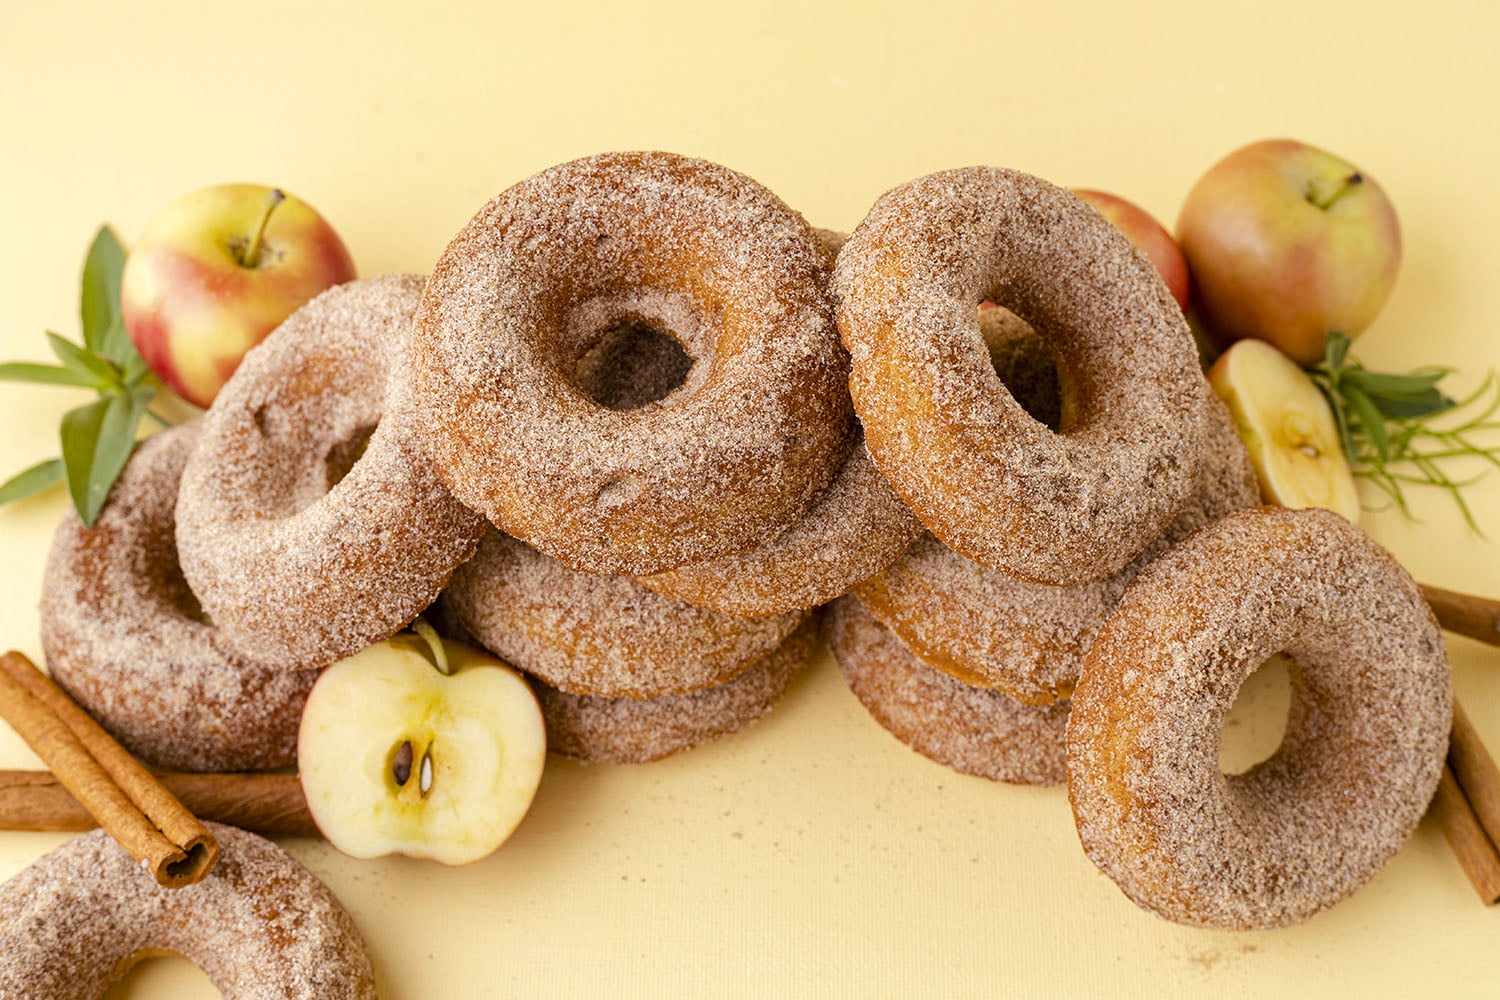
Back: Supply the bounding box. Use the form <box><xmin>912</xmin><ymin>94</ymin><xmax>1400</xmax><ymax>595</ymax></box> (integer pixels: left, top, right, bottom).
<box><xmin>0</xmin><ymin>457</ymin><xmax>65</xmax><ymax>505</ymax></box>
<box><xmin>0</xmin><ymin>362</ymin><xmax>104</xmax><ymax>389</ymax></box>
<box><xmin>46</xmin><ymin>331</ymin><xmax>119</xmax><ymax>388</ymax></box>
<box><xmin>60</xmin><ymin>390</ymin><xmax>144</xmax><ymax>526</ymax></box>
<box><xmin>80</xmin><ymin>226</ymin><xmax>126</xmax><ymax>355</ymax></box>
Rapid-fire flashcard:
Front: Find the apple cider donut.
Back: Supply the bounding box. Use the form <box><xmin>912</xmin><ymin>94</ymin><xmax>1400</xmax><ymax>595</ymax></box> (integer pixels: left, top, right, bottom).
<box><xmin>40</xmin><ymin>423</ymin><xmax>316</xmax><ymax>772</ymax></box>
<box><xmin>636</xmin><ymin>423</ymin><xmax>923</xmax><ymax>616</ymax></box>
<box><xmin>533</xmin><ymin>614</ymin><xmax>819</xmax><ymax>764</ymax></box>
<box><xmin>855</xmin><ymin>391</ymin><xmax>1257</xmax><ymax>705</ymax></box>
<box><xmin>1067</xmin><ymin>507</ymin><xmax>1451</xmax><ymax>929</ymax></box>
<box><xmin>442</xmin><ymin>530</ymin><xmax>809</xmax><ymax>700</ymax></box>
<box><xmin>834</xmin><ymin>167</ymin><xmax>1210</xmax><ymax>586</ymax></box>
<box><xmin>175</xmin><ymin>274</ymin><xmax>486</xmax><ymax>672</ymax></box>
<box><xmin>411</xmin><ymin>151</ymin><xmax>852</xmax><ymax>576</ymax></box>
<box><xmin>0</xmin><ymin>823</ymin><xmax>376</xmax><ymax>999</ymax></box>
<box><xmin>829</xmin><ymin>599</ymin><xmax>1067</xmax><ymax>785</ymax></box>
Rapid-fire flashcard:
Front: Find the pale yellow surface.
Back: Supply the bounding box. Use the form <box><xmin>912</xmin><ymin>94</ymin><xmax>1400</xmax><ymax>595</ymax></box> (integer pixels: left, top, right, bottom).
<box><xmin>2</xmin><ymin>1</ymin><xmax>1499</xmax><ymax>997</ymax></box>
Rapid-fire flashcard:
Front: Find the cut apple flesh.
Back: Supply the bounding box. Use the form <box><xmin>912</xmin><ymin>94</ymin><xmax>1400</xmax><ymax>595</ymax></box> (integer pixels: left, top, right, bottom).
<box><xmin>298</xmin><ymin>634</ymin><xmax>546</xmax><ymax>866</ymax></box>
<box><xmin>1207</xmin><ymin>338</ymin><xmax>1361</xmax><ymax>521</ymax></box>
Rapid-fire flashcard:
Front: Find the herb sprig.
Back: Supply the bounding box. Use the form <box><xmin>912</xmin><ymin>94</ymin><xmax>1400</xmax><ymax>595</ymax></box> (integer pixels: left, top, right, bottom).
<box><xmin>1311</xmin><ymin>331</ymin><xmax>1500</xmax><ymax>533</ymax></box>
<box><xmin>0</xmin><ymin>227</ymin><xmax>162</xmax><ymax>525</ymax></box>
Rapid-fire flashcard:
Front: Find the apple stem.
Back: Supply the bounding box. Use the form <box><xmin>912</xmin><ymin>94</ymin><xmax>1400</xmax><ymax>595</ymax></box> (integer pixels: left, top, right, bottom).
<box><xmin>239</xmin><ymin>188</ymin><xmax>286</xmax><ymax>268</ymax></box>
<box><xmin>410</xmin><ymin>617</ymin><xmax>452</xmax><ymax>675</ymax></box>
<box><xmin>1306</xmin><ymin>172</ymin><xmax>1363</xmax><ymax>211</ymax></box>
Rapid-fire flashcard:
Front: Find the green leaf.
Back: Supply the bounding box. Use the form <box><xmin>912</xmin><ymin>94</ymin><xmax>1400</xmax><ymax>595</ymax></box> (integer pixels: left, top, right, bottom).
<box><xmin>80</xmin><ymin>226</ymin><xmax>127</xmax><ymax>355</ymax></box>
<box><xmin>99</xmin><ymin>317</ymin><xmax>143</xmax><ymax>371</ymax></box>
<box><xmin>60</xmin><ymin>390</ymin><xmax>145</xmax><ymax>526</ymax></box>
<box><xmin>1324</xmin><ymin>331</ymin><xmax>1352</xmax><ymax>372</ymax></box>
<box><xmin>1343</xmin><ymin>382</ymin><xmax>1390</xmax><ymax>463</ymax></box>
<box><xmin>1368</xmin><ymin>388</ymin><xmax>1454</xmax><ymax>420</ymax></box>
<box><xmin>0</xmin><ymin>457</ymin><xmax>65</xmax><ymax>505</ymax></box>
<box><xmin>1343</xmin><ymin>367</ymin><xmax>1453</xmax><ymax>400</ymax></box>
<box><xmin>46</xmin><ymin>331</ymin><xmax>120</xmax><ymax>388</ymax></box>
<box><xmin>0</xmin><ymin>361</ymin><xmax>104</xmax><ymax>389</ymax></box>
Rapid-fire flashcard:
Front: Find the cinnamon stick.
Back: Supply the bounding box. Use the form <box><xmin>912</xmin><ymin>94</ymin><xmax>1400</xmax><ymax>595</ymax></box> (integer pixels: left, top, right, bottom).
<box><xmin>0</xmin><ymin>650</ymin><xmax>218</xmax><ymax>887</ymax></box>
<box><xmin>1431</xmin><ymin>764</ymin><xmax>1500</xmax><ymax>905</ymax></box>
<box><xmin>1422</xmin><ymin>584</ymin><xmax>1500</xmax><ymax>648</ymax></box>
<box><xmin>0</xmin><ymin>770</ymin><xmax>317</xmax><ymax>837</ymax></box>
<box><xmin>1450</xmin><ymin>699</ymin><xmax>1500</xmax><ymax>849</ymax></box>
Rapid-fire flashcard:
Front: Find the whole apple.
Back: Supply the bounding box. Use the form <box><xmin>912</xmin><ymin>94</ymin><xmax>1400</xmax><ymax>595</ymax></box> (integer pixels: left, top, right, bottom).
<box><xmin>1071</xmin><ymin>188</ymin><xmax>1191</xmax><ymax>312</ymax></box>
<box><xmin>298</xmin><ymin>629</ymin><xmax>546</xmax><ymax>866</ymax></box>
<box><xmin>120</xmin><ymin>183</ymin><xmax>356</xmax><ymax>407</ymax></box>
<box><xmin>1176</xmin><ymin>139</ymin><xmax>1401</xmax><ymax>365</ymax></box>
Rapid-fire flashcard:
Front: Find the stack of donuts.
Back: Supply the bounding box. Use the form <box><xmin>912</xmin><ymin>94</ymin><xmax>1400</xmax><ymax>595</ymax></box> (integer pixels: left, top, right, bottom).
<box><xmin>33</xmin><ymin>151</ymin><xmax>1452</xmax><ymax>931</ymax></box>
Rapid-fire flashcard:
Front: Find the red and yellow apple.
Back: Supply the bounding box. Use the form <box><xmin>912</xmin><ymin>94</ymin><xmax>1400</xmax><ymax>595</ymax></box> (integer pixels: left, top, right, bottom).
<box><xmin>120</xmin><ymin>183</ymin><xmax>356</xmax><ymax>407</ymax></box>
<box><xmin>298</xmin><ymin>629</ymin><xmax>546</xmax><ymax>865</ymax></box>
<box><xmin>1071</xmin><ymin>188</ymin><xmax>1191</xmax><ymax>311</ymax></box>
<box><xmin>1176</xmin><ymin>139</ymin><xmax>1401</xmax><ymax>365</ymax></box>
<box><xmin>1208</xmin><ymin>338</ymin><xmax>1361</xmax><ymax>521</ymax></box>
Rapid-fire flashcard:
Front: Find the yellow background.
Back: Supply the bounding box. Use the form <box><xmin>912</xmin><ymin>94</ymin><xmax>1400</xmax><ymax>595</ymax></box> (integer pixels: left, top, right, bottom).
<box><xmin>2</xmin><ymin>1</ymin><xmax>1499</xmax><ymax>996</ymax></box>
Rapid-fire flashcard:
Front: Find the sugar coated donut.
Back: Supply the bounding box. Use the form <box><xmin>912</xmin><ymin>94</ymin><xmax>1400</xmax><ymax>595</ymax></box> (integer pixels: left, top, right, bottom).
<box><xmin>593</xmin><ymin>227</ymin><xmax>920</xmax><ymax>616</ymax></box>
<box><xmin>176</xmin><ymin>274</ymin><xmax>486</xmax><ymax>672</ymax></box>
<box><xmin>411</xmin><ymin>151</ymin><xmax>853</xmax><ymax>576</ymax></box>
<box><xmin>829</xmin><ymin>598</ymin><xmax>1067</xmax><ymax>785</ymax></box>
<box><xmin>534</xmin><ymin>614</ymin><xmax>819</xmax><ymax>764</ymax></box>
<box><xmin>40</xmin><ymin>422</ymin><xmax>315</xmax><ymax>771</ymax></box>
<box><xmin>0</xmin><ymin>823</ymin><xmax>375</xmax><ymax>999</ymax></box>
<box><xmin>834</xmin><ymin>167</ymin><xmax>1210</xmax><ymax>586</ymax></box>
<box><xmin>636</xmin><ymin>424</ymin><xmax>923</xmax><ymax>616</ymax></box>
<box><xmin>855</xmin><ymin>388</ymin><xmax>1257</xmax><ymax>704</ymax></box>
<box><xmin>442</xmin><ymin>530</ymin><xmax>808</xmax><ymax>699</ymax></box>
<box><xmin>1067</xmin><ymin>506</ymin><xmax>1451</xmax><ymax>929</ymax></box>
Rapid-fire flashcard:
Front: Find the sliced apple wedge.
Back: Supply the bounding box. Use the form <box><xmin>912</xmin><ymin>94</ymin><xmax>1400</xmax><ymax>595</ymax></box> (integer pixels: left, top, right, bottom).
<box><xmin>298</xmin><ymin>631</ymin><xmax>546</xmax><ymax>865</ymax></box>
<box><xmin>1207</xmin><ymin>338</ymin><xmax>1361</xmax><ymax>521</ymax></box>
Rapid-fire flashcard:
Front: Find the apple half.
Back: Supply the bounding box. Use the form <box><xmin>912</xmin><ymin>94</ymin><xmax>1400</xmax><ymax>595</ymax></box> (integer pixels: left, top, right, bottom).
<box><xmin>1207</xmin><ymin>338</ymin><xmax>1361</xmax><ymax>521</ymax></box>
<box><xmin>298</xmin><ymin>630</ymin><xmax>546</xmax><ymax>865</ymax></box>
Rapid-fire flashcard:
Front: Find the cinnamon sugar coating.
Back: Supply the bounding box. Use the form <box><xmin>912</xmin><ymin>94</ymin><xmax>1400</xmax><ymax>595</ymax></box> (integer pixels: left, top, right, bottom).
<box><xmin>0</xmin><ymin>823</ymin><xmax>375</xmax><ymax>999</ymax></box>
<box><xmin>411</xmin><ymin>151</ymin><xmax>853</xmax><ymax>576</ymax></box>
<box><xmin>534</xmin><ymin>614</ymin><xmax>819</xmax><ymax>764</ymax></box>
<box><xmin>636</xmin><ymin>423</ymin><xmax>922</xmax><ymax>616</ymax></box>
<box><xmin>856</xmin><ymin>355</ymin><xmax>1257</xmax><ymax>705</ymax></box>
<box><xmin>442</xmin><ymin>530</ymin><xmax>808</xmax><ymax>699</ymax></box>
<box><xmin>833</xmin><ymin>167</ymin><xmax>1209</xmax><ymax>586</ymax></box>
<box><xmin>1067</xmin><ymin>507</ymin><xmax>1451</xmax><ymax>929</ymax></box>
<box><xmin>829</xmin><ymin>598</ymin><xmax>1067</xmax><ymax>785</ymax></box>
<box><xmin>175</xmin><ymin>274</ymin><xmax>486</xmax><ymax>672</ymax></box>
<box><xmin>617</xmin><ymin>227</ymin><xmax>921</xmax><ymax>616</ymax></box>
<box><xmin>40</xmin><ymin>423</ymin><xmax>315</xmax><ymax>771</ymax></box>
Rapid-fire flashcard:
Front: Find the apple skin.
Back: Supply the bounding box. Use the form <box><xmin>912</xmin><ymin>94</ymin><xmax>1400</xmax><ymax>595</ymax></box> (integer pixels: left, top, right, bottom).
<box><xmin>1176</xmin><ymin>139</ymin><xmax>1401</xmax><ymax>365</ymax></box>
<box><xmin>297</xmin><ymin>633</ymin><xmax>546</xmax><ymax>866</ymax></box>
<box><xmin>120</xmin><ymin>183</ymin><xmax>356</xmax><ymax>407</ymax></box>
<box><xmin>1071</xmin><ymin>188</ymin><xmax>1191</xmax><ymax>312</ymax></box>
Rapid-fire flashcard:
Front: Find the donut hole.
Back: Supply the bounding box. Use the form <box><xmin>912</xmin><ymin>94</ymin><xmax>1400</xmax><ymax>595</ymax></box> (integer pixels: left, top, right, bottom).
<box><xmin>977</xmin><ymin>304</ymin><xmax>1062</xmax><ymax>430</ymax></box>
<box><xmin>103</xmin><ymin>954</ymin><xmax>216</xmax><ymax>998</ymax></box>
<box><xmin>324</xmin><ymin>422</ymin><xmax>378</xmax><ymax>490</ymax></box>
<box><xmin>1219</xmin><ymin>654</ymin><xmax>1293</xmax><ymax>775</ymax></box>
<box><xmin>576</xmin><ymin>321</ymin><xmax>694</xmax><ymax>411</ymax></box>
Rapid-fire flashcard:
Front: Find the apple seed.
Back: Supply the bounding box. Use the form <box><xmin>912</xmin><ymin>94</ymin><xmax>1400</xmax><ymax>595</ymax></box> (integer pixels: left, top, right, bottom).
<box><xmin>392</xmin><ymin>740</ymin><xmax>415</xmax><ymax>787</ymax></box>
<box><xmin>419</xmin><ymin>747</ymin><xmax>434</xmax><ymax>796</ymax></box>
